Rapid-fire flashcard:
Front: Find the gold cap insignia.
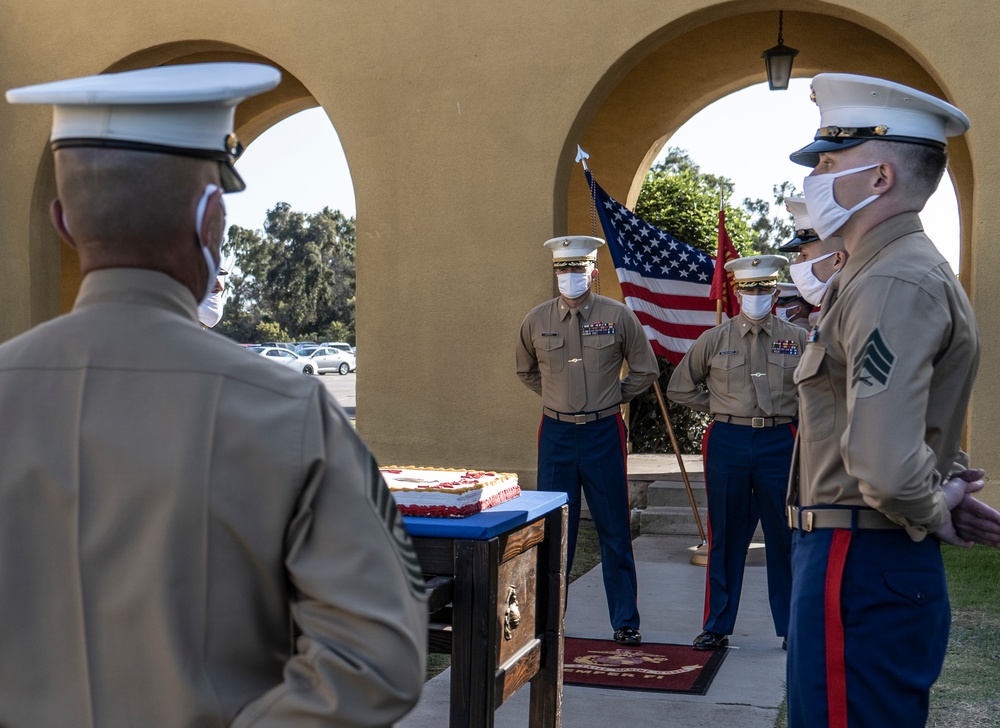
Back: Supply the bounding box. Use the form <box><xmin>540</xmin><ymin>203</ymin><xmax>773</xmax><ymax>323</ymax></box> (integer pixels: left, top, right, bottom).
<box><xmin>751</xmin><ymin>259</ymin><xmax>760</xmax><ymax>267</ymax></box>
<box><xmin>225</xmin><ymin>133</ymin><xmax>241</xmax><ymax>156</ymax></box>
<box><xmin>874</xmin><ymin>125</ymin><xmax>889</xmax><ymax>136</ymax></box>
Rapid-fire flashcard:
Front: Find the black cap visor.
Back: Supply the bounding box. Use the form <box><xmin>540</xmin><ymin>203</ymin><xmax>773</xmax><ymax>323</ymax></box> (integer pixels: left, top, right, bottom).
<box><xmin>789</xmin><ymin>137</ymin><xmax>868</xmax><ymax>167</ymax></box>
<box><xmin>51</xmin><ymin>137</ymin><xmax>246</xmax><ymax>192</ymax></box>
<box><xmin>219</xmin><ymin>161</ymin><xmax>246</xmax><ymax>193</ymax></box>
<box><xmin>778</xmin><ymin>233</ymin><xmax>820</xmax><ymax>252</ymax></box>
<box><xmin>791</xmin><ymin>134</ymin><xmax>946</xmax><ymax>168</ymax></box>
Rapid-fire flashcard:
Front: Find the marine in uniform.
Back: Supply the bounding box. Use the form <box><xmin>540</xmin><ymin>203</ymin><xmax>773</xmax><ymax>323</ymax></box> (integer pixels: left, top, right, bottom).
<box><xmin>516</xmin><ymin>236</ymin><xmax>658</xmax><ymax>645</ymax></box>
<box><xmin>774</xmin><ymin>282</ymin><xmax>812</xmax><ymax>329</ymax></box>
<box><xmin>667</xmin><ymin>255</ymin><xmax>806</xmax><ymax>651</ymax></box>
<box><xmin>779</xmin><ymin>196</ymin><xmax>848</xmax><ymax>328</ymax></box>
<box><xmin>786</xmin><ymin>73</ymin><xmax>1000</xmax><ymax>726</ymax></box>
<box><xmin>0</xmin><ymin>64</ymin><xmax>427</xmax><ymax>727</ymax></box>
<box><xmin>199</xmin><ymin>266</ymin><xmax>228</xmax><ymax>329</ymax></box>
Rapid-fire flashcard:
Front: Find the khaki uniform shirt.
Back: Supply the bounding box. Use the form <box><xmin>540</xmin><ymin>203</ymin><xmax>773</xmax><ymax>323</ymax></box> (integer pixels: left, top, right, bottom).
<box><xmin>666</xmin><ymin>312</ymin><xmax>806</xmax><ymax>418</ymax></box>
<box><xmin>793</xmin><ymin>213</ymin><xmax>980</xmax><ymax>540</ymax></box>
<box><xmin>516</xmin><ymin>292</ymin><xmax>659</xmax><ymax>412</ymax></box>
<box><xmin>0</xmin><ymin>269</ymin><xmax>428</xmax><ymax>727</ymax></box>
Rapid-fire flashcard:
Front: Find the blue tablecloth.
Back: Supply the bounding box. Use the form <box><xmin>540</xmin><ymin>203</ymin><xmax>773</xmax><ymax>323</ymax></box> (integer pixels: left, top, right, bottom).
<box><xmin>401</xmin><ymin>490</ymin><xmax>568</xmax><ymax>540</ymax></box>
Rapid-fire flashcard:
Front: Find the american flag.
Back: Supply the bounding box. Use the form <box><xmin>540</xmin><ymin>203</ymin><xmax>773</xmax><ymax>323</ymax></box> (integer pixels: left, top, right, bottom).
<box><xmin>586</xmin><ymin>169</ymin><xmax>725</xmax><ymax>365</ymax></box>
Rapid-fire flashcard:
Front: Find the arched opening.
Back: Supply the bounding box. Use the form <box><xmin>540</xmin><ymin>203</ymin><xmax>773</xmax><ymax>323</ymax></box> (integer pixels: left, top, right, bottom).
<box><xmin>224</xmin><ymin>108</ymin><xmax>358</xmax><ymax>414</ymax></box>
<box><xmin>33</xmin><ymin>42</ymin><xmax>324</xmax><ymax>313</ymax></box>
<box><xmin>651</xmin><ymin>79</ymin><xmax>962</xmax><ymax>270</ymax></box>
<box><xmin>560</xmin><ymin>9</ymin><xmax>973</xmax><ymax>306</ymax></box>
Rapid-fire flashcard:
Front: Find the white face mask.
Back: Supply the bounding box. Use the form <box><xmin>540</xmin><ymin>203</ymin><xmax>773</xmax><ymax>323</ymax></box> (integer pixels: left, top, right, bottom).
<box><xmin>739</xmin><ymin>292</ymin><xmax>774</xmax><ymax>321</ymax></box>
<box><xmin>802</xmin><ymin>163</ymin><xmax>882</xmax><ymax>239</ymax></box>
<box><xmin>789</xmin><ymin>252</ymin><xmax>837</xmax><ymax>306</ymax></box>
<box><xmin>775</xmin><ymin>306</ymin><xmax>794</xmax><ymax>322</ymax></box>
<box><xmin>557</xmin><ymin>272</ymin><xmax>592</xmax><ymax>299</ymax></box>
<box><xmin>195</xmin><ymin>183</ymin><xmax>223</xmax><ymax>303</ymax></box>
<box><xmin>198</xmin><ymin>290</ymin><xmax>225</xmax><ymax>328</ymax></box>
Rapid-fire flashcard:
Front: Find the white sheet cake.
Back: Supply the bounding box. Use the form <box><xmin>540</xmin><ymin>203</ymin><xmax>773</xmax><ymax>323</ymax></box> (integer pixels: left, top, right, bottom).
<box><xmin>379</xmin><ymin>466</ymin><xmax>521</xmax><ymax>517</ymax></box>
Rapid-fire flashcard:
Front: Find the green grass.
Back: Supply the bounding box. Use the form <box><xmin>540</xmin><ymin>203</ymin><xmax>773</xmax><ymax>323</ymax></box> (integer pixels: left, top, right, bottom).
<box><xmin>927</xmin><ymin>546</ymin><xmax>1000</xmax><ymax>727</ymax></box>
<box><xmin>941</xmin><ymin>544</ymin><xmax>1000</xmax><ymax>609</ymax></box>
<box><xmin>775</xmin><ymin>545</ymin><xmax>1000</xmax><ymax>728</ymax></box>
<box><xmin>569</xmin><ymin>520</ymin><xmax>603</xmax><ymax>583</ymax></box>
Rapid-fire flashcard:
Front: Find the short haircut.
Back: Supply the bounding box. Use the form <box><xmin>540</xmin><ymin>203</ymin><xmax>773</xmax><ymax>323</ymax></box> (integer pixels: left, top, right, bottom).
<box><xmin>55</xmin><ymin>148</ymin><xmax>215</xmax><ymax>254</ymax></box>
<box><xmin>868</xmin><ymin>140</ymin><xmax>948</xmax><ymax>202</ymax></box>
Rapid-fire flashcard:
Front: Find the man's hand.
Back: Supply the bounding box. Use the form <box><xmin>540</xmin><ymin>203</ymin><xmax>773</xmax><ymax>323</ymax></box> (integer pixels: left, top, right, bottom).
<box><xmin>934</xmin><ymin>470</ymin><xmax>1000</xmax><ymax>547</ymax></box>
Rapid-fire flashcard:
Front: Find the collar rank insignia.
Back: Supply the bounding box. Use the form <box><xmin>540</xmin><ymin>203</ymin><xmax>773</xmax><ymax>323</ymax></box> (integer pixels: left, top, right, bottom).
<box><xmin>771</xmin><ymin>339</ymin><xmax>799</xmax><ymax>355</ymax></box>
<box><xmin>851</xmin><ymin>328</ymin><xmax>896</xmax><ymax>397</ymax></box>
<box><xmin>583</xmin><ymin>321</ymin><xmax>615</xmax><ymax>336</ymax></box>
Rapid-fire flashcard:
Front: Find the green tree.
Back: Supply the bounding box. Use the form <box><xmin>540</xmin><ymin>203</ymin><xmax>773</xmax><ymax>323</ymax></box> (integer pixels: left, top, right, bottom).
<box><xmin>635</xmin><ymin>149</ymin><xmax>756</xmax><ymax>257</ymax></box>
<box><xmin>217</xmin><ymin>204</ymin><xmax>356</xmax><ymax>344</ymax></box>
<box><xmin>627</xmin><ymin>149</ymin><xmax>793</xmax><ymax>453</ymax></box>
<box><xmin>743</xmin><ymin>180</ymin><xmax>799</xmax><ymax>255</ymax></box>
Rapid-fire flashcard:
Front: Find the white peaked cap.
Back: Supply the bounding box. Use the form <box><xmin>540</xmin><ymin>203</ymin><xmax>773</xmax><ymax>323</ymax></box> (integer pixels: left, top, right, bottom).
<box><xmin>778</xmin><ymin>196</ymin><xmax>820</xmax><ymax>252</ymax></box>
<box><xmin>790</xmin><ymin>73</ymin><xmax>970</xmax><ymax>167</ymax></box>
<box><xmin>6</xmin><ymin>63</ymin><xmax>282</xmax><ymax>192</ymax></box>
<box><xmin>724</xmin><ymin>254</ymin><xmax>787</xmax><ymax>288</ymax></box>
<box><xmin>776</xmin><ymin>282</ymin><xmax>802</xmax><ymax>299</ymax></box>
<box><xmin>544</xmin><ymin>235</ymin><xmax>605</xmax><ymax>267</ymax></box>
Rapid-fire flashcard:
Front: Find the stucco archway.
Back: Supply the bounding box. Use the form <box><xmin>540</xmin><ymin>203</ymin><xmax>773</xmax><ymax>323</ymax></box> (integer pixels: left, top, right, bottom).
<box><xmin>557</xmin><ymin>9</ymin><xmax>973</xmax><ymax>307</ymax></box>
<box><xmin>20</xmin><ymin>42</ymin><xmax>330</xmax><ymax>315</ymax></box>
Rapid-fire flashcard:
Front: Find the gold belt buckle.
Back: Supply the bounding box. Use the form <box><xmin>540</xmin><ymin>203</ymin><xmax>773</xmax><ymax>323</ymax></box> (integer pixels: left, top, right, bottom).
<box><xmin>574</xmin><ymin>414</ymin><xmax>588</xmax><ymax>425</ymax></box>
<box><xmin>751</xmin><ymin>417</ymin><xmax>765</xmax><ymax>428</ymax></box>
<box><xmin>787</xmin><ymin>506</ymin><xmax>814</xmax><ymax>531</ymax></box>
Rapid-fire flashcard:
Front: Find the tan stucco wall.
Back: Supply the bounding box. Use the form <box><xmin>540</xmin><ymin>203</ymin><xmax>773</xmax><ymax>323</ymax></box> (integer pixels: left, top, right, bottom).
<box><xmin>1</xmin><ymin>1</ymin><xmax>997</xmax><ymax>505</ymax></box>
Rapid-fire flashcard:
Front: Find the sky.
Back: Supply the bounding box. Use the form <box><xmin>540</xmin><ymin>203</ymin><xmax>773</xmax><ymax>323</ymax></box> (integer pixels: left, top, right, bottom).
<box><xmin>225</xmin><ymin>78</ymin><xmax>961</xmax><ymax>270</ymax></box>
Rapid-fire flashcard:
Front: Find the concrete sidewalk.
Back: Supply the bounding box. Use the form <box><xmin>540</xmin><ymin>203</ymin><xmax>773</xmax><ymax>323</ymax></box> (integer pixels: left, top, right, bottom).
<box><xmin>397</xmin><ymin>530</ymin><xmax>786</xmax><ymax>728</ymax></box>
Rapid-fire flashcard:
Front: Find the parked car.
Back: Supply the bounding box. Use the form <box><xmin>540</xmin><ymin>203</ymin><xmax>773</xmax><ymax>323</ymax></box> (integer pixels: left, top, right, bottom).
<box><xmin>255</xmin><ymin>346</ymin><xmax>312</xmax><ymax>374</ymax></box>
<box><xmin>301</xmin><ymin>346</ymin><xmax>356</xmax><ymax>375</ymax></box>
<box><xmin>320</xmin><ymin>341</ymin><xmax>356</xmax><ymax>356</ymax></box>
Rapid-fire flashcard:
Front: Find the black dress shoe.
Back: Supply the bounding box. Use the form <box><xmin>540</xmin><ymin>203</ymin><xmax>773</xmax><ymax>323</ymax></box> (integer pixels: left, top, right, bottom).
<box><xmin>693</xmin><ymin>630</ymin><xmax>729</xmax><ymax>651</ymax></box>
<box><xmin>613</xmin><ymin>627</ymin><xmax>642</xmax><ymax>645</ymax></box>
<box><xmin>782</xmin><ymin>638</ymin><xmax>787</xmax><ymax>651</ymax></box>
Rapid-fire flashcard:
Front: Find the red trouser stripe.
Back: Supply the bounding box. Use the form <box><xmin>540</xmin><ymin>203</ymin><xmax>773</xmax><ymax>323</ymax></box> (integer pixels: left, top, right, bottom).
<box><xmin>824</xmin><ymin>528</ymin><xmax>852</xmax><ymax>728</ymax></box>
<box><xmin>615</xmin><ymin>413</ymin><xmax>633</xmax><ymax>542</ymax></box>
<box><xmin>616</xmin><ymin>413</ymin><xmax>628</xmax><ymax>480</ymax></box>
<box><xmin>700</xmin><ymin>422</ymin><xmax>715</xmax><ymax>626</ymax></box>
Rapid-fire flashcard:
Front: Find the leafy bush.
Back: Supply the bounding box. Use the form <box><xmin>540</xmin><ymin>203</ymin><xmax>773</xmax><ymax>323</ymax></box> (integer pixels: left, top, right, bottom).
<box><xmin>629</xmin><ymin>357</ymin><xmax>710</xmax><ymax>454</ymax></box>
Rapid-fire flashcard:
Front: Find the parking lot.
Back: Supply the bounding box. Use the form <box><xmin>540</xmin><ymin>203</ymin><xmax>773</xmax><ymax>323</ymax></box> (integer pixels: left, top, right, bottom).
<box><xmin>318</xmin><ymin>371</ymin><xmax>356</xmax><ymax>419</ymax></box>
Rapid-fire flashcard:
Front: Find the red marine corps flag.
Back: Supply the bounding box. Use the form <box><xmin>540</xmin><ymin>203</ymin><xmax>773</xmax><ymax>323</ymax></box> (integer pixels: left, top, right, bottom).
<box><xmin>710</xmin><ymin>201</ymin><xmax>741</xmax><ymax>321</ymax></box>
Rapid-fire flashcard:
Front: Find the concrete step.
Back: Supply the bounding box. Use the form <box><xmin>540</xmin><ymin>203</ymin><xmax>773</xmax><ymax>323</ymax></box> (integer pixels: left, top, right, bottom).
<box><xmin>640</xmin><ymin>504</ymin><xmax>766</xmax><ymax>541</ymax></box>
<box><xmin>639</xmin><ymin>505</ymin><xmax>708</xmax><ymax>538</ymax></box>
<box><xmin>577</xmin><ymin>476</ymin><xmax>704</xmax><ymax>519</ymax></box>
<box><xmin>646</xmin><ymin>480</ymin><xmax>706</xmax><ymax>509</ymax></box>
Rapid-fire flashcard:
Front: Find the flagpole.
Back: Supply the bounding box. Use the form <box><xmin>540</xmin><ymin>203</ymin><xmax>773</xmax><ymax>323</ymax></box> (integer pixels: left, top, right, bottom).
<box><xmin>715</xmin><ymin>189</ymin><xmax>727</xmax><ymax>327</ymax></box>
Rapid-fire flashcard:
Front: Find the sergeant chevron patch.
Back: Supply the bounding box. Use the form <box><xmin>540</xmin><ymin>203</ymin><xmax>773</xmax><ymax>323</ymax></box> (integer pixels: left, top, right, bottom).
<box><xmin>851</xmin><ymin>328</ymin><xmax>896</xmax><ymax>397</ymax></box>
<box><xmin>366</xmin><ymin>454</ymin><xmax>427</xmax><ymax>598</ymax></box>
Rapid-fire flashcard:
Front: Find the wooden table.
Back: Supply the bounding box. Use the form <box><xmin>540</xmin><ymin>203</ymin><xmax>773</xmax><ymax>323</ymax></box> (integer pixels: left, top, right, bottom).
<box><xmin>403</xmin><ymin>491</ymin><xmax>568</xmax><ymax>728</ymax></box>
